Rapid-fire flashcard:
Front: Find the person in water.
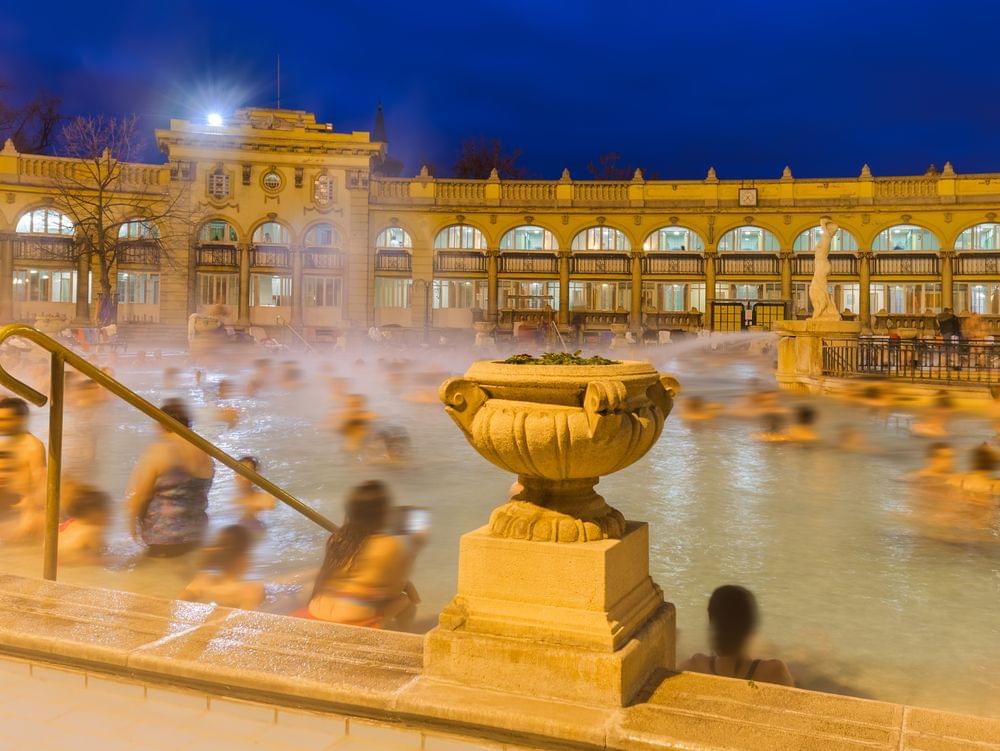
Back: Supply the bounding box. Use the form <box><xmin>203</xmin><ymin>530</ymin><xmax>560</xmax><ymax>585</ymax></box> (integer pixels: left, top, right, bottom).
<box><xmin>58</xmin><ymin>486</ymin><xmax>110</xmax><ymax>564</ymax></box>
<box><xmin>125</xmin><ymin>398</ymin><xmax>215</xmax><ymax>556</ymax></box>
<box><xmin>337</xmin><ymin>394</ymin><xmax>377</xmax><ymax>454</ymax></box>
<box><xmin>308</xmin><ymin>480</ymin><xmax>420</xmax><ymax>629</ymax></box>
<box><xmin>181</xmin><ymin>524</ymin><xmax>264</xmax><ymax>609</ymax></box>
<box><xmin>232</xmin><ymin>455</ymin><xmax>275</xmax><ymax>536</ymax></box>
<box><xmin>904</xmin><ymin>442</ymin><xmax>956</xmax><ymax>482</ymax></box>
<box><xmin>681</xmin><ymin>585</ymin><xmax>794</xmax><ymax>686</ymax></box>
<box><xmin>0</xmin><ymin>397</ymin><xmax>46</xmax><ymax>540</ymax></box>
<box><xmin>947</xmin><ymin>443</ymin><xmax>1000</xmax><ymax>497</ymax></box>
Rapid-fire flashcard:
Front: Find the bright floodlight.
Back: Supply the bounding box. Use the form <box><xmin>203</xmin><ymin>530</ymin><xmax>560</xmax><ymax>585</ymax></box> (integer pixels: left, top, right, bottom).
<box><xmin>207</xmin><ymin>112</ymin><xmax>223</xmax><ymax>127</ymax></box>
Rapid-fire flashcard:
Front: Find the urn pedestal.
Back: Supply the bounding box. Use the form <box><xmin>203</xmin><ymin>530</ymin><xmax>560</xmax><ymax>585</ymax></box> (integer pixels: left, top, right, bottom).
<box><xmin>426</xmin><ymin>360</ymin><xmax>678</xmax><ymax>706</ymax></box>
<box><xmin>775</xmin><ymin>319</ymin><xmax>862</xmax><ymax>392</ymax></box>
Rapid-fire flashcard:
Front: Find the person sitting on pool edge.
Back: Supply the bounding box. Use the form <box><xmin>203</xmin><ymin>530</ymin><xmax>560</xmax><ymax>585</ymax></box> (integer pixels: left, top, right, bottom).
<box><xmin>680</xmin><ymin>584</ymin><xmax>794</xmax><ymax>686</ymax></box>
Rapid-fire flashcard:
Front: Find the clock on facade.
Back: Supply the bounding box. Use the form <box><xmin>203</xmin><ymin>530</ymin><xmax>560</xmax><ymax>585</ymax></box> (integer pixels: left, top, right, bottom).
<box><xmin>738</xmin><ymin>188</ymin><xmax>757</xmax><ymax>207</ymax></box>
<box><xmin>261</xmin><ymin>169</ymin><xmax>283</xmax><ymax>192</ymax></box>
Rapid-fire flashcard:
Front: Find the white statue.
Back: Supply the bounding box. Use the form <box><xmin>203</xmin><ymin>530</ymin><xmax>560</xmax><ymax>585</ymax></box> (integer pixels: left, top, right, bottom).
<box><xmin>809</xmin><ymin>217</ymin><xmax>842</xmax><ymax>321</ymax></box>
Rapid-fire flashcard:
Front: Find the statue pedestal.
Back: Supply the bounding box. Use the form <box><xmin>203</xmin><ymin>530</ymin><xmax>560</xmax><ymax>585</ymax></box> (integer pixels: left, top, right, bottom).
<box><xmin>424</xmin><ymin>523</ymin><xmax>674</xmax><ymax>706</ymax></box>
<box><xmin>775</xmin><ymin>319</ymin><xmax>862</xmax><ymax>390</ymax></box>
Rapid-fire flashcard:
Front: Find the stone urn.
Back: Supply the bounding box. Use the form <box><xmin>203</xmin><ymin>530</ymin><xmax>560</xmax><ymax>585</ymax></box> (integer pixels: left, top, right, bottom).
<box><xmin>609</xmin><ymin>322</ymin><xmax>630</xmax><ymax>349</ymax></box>
<box><xmin>440</xmin><ymin>359</ymin><xmax>678</xmax><ymax>542</ymax></box>
<box><xmin>471</xmin><ymin>320</ymin><xmax>496</xmax><ymax>348</ymax></box>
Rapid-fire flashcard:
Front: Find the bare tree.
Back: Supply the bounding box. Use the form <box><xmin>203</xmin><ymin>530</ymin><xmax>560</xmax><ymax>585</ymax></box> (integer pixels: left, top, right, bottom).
<box><xmin>0</xmin><ymin>83</ymin><xmax>61</xmax><ymax>153</ymax></box>
<box><xmin>586</xmin><ymin>152</ymin><xmax>660</xmax><ymax>181</ymax></box>
<box><xmin>453</xmin><ymin>138</ymin><xmax>526</xmax><ymax>179</ymax></box>
<box><xmin>46</xmin><ymin>115</ymin><xmax>190</xmax><ymax>325</ymax></box>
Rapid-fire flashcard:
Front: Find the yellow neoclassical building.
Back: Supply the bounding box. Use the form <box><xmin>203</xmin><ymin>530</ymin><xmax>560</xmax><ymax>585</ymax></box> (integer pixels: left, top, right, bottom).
<box><xmin>2</xmin><ymin>106</ymin><xmax>1000</xmax><ymax>343</ymax></box>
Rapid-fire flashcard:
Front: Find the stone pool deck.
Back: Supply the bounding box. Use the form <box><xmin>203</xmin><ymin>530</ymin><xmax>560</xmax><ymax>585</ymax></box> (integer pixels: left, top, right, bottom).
<box><xmin>0</xmin><ymin>574</ymin><xmax>996</xmax><ymax>751</ymax></box>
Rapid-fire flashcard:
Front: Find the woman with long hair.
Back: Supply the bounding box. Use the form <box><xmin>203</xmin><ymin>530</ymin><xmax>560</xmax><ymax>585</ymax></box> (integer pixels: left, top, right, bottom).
<box><xmin>308</xmin><ymin>480</ymin><xmax>418</xmax><ymax>629</ymax></box>
<box><xmin>680</xmin><ymin>585</ymin><xmax>793</xmax><ymax>686</ymax></box>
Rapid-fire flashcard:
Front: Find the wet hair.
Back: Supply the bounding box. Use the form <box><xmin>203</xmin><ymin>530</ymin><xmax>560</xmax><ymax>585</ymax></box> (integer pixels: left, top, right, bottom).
<box><xmin>762</xmin><ymin>414</ymin><xmax>784</xmax><ymax>433</ymax></box>
<box><xmin>202</xmin><ymin>525</ymin><xmax>253</xmax><ymax>575</ymax></box>
<box><xmin>795</xmin><ymin>406</ymin><xmax>816</xmax><ymax>425</ymax></box>
<box><xmin>928</xmin><ymin>442</ymin><xmax>951</xmax><ymax>456</ymax></box>
<box><xmin>0</xmin><ymin>397</ymin><xmax>29</xmax><ymax>418</ymax></box>
<box><xmin>238</xmin><ymin>455</ymin><xmax>259</xmax><ymax>471</ymax></box>
<box><xmin>708</xmin><ymin>585</ymin><xmax>759</xmax><ymax>656</ymax></box>
<box><xmin>970</xmin><ymin>443</ymin><xmax>996</xmax><ymax>473</ymax></box>
<box><xmin>312</xmin><ymin>480</ymin><xmax>391</xmax><ymax>599</ymax></box>
<box><xmin>160</xmin><ymin>398</ymin><xmax>192</xmax><ymax>428</ymax></box>
<box><xmin>933</xmin><ymin>390</ymin><xmax>953</xmax><ymax>410</ymax></box>
<box><xmin>66</xmin><ymin>486</ymin><xmax>110</xmax><ymax>521</ymax></box>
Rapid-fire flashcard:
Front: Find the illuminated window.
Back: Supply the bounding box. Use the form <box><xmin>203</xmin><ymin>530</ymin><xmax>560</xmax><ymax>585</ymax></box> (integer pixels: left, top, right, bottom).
<box><xmin>207</xmin><ymin>170</ymin><xmax>230</xmax><ymax>200</ymax></box>
<box><xmin>305</xmin><ymin>223</ymin><xmax>341</xmax><ymax>248</ymax></box>
<box><xmin>116</xmin><ymin>272</ymin><xmax>160</xmax><ymax>304</ymax></box>
<box><xmin>12</xmin><ymin>269</ymin><xmax>76</xmax><ymax>302</ymax></box>
<box><xmin>15</xmin><ymin>208</ymin><xmax>74</xmax><ymax>235</ymax></box>
<box><xmin>252</xmin><ymin>222</ymin><xmax>290</xmax><ymax>245</ymax></box>
<box><xmin>314</xmin><ymin>174</ymin><xmax>335</xmax><ymax>204</ymax></box>
<box><xmin>196</xmin><ymin>272</ymin><xmax>239</xmax><ymax>306</ymax></box>
<box><xmin>375</xmin><ymin>277</ymin><xmax>412</xmax><ymax>308</ymax></box>
<box><xmin>500</xmin><ymin>226</ymin><xmax>558</xmax><ymax>251</ymax></box>
<box><xmin>250</xmin><ymin>274</ymin><xmax>291</xmax><ymax>306</ymax></box>
<box><xmin>571</xmin><ymin>227</ymin><xmax>630</xmax><ymax>252</ymax></box>
<box><xmin>118</xmin><ymin>219</ymin><xmax>159</xmax><ymax>240</ymax></box>
<box><xmin>569</xmin><ymin>281</ymin><xmax>631</xmax><ymax>311</ymax></box>
<box><xmin>955</xmin><ymin>223</ymin><xmax>1000</xmax><ymax>251</ymax></box>
<box><xmin>717</xmin><ymin>226</ymin><xmax>780</xmax><ymax>252</ymax></box>
<box><xmin>872</xmin><ymin>225</ymin><xmax>939</xmax><ymax>251</ymax></box>
<box><xmin>304</xmin><ymin>276</ymin><xmax>342</xmax><ymax>307</ymax></box>
<box><xmin>643</xmin><ymin>227</ymin><xmax>704</xmax><ymax>252</ymax></box>
<box><xmin>434</xmin><ymin>224</ymin><xmax>487</xmax><ymax>250</ymax></box>
<box><xmin>642</xmin><ymin>282</ymin><xmax>705</xmax><ymax>312</ymax></box>
<box><xmin>792</xmin><ymin>226</ymin><xmax>859</xmax><ymax>252</ymax></box>
<box><xmin>498</xmin><ymin>280</ymin><xmax>559</xmax><ymax>309</ymax></box>
<box><xmin>869</xmin><ymin>282</ymin><xmax>941</xmax><ymax>314</ymax></box>
<box><xmin>433</xmin><ymin>279</ymin><xmax>488</xmax><ymax>309</ymax></box>
<box><xmin>376</xmin><ymin>227</ymin><xmax>412</xmax><ymax>249</ymax></box>
<box><xmin>199</xmin><ymin>220</ymin><xmax>238</xmax><ymax>243</ymax></box>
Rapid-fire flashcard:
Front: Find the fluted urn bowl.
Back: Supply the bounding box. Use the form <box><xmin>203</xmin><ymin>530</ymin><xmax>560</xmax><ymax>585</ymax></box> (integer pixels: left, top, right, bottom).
<box><xmin>440</xmin><ymin>360</ymin><xmax>678</xmax><ymax>542</ymax></box>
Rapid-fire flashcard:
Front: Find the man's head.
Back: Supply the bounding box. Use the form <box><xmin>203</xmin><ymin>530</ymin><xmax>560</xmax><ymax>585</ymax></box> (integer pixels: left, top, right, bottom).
<box><xmin>0</xmin><ymin>398</ymin><xmax>30</xmax><ymax>436</ymax></box>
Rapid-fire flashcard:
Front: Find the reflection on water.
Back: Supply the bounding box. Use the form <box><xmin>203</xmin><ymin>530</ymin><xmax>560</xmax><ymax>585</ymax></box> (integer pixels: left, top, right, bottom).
<box><xmin>0</xmin><ymin>336</ymin><xmax>998</xmax><ymax>717</ymax></box>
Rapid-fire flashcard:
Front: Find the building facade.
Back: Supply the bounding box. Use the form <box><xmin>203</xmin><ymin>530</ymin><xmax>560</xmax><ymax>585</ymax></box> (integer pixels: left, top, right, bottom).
<box><xmin>2</xmin><ymin>106</ymin><xmax>1000</xmax><ymax>341</ymax></box>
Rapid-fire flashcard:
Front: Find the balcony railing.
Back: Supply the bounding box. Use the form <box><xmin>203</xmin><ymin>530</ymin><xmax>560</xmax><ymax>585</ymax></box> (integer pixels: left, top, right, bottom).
<box><xmin>12</xmin><ymin>236</ymin><xmax>76</xmax><ymax>262</ymax></box>
<box><xmin>500</xmin><ymin>182</ymin><xmax>557</xmax><ymax>204</ymax></box>
<box><xmin>196</xmin><ymin>245</ymin><xmax>238</xmax><ymax>267</ymax></box>
<box><xmin>792</xmin><ymin>253</ymin><xmax>858</xmax><ymax>276</ymax></box>
<box><xmin>871</xmin><ymin>253</ymin><xmax>939</xmax><ymax>275</ymax></box>
<box><xmin>250</xmin><ymin>245</ymin><xmax>290</xmax><ymax>268</ymax></box>
<box><xmin>303</xmin><ymin>249</ymin><xmax>344</xmax><ymax>270</ymax></box>
<box><xmin>570</xmin><ymin>253</ymin><xmax>630</xmax><ymax>275</ymax></box>
<box><xmin>434</xmin><ymin>251</ymin><xmax>487</xmax><ymax>273</ymax></box>
<box><xmin>642</xmin><ymin>253</ymin><xmax>704</xmax><ymax>275</ymax></box>
<box><xmin>823</xmin><ymin>337</ymin><xmax>1000</xmax><ymax>384</ymax></box>
<box><xmin>375</xmin><ymin>249</ymin><xmax>412</xmax><ymax>273</ymax></box>
<box><xmin>642</xmin><ymin>311</ymin><xmax>703</xmax><ymax>331</ymax></box>
<box><xmin>572</xmin><ymin>182</ymin><xmax>629</xmax><ymax>204</ymax></box>
<box><xmin>954</xmin><ymin>253</ymin><xmax>1000</xmax><ymax>275</ymax></box>
<box><xmin>715</xmin><ymin>254</ymin><xmax>781</xmax><ymax>275</ymax></box>
<box><xmin>499</xmin><ymin>252</ymin><xmax>558</xmax><ymax>274</ymax></box>
<box><xmin>116</xmin><ymin>240</ymin><xmax>161</xmax><ymax>266</ymax></box>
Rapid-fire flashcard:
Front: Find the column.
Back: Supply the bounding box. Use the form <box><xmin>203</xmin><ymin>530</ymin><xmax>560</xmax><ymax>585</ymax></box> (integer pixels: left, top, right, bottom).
<box><xmin>486</xmin><ymin>249</ymin><xmax>499</xmax><ymax>323</ymax></box>
<box><xmin>780</xmin><ymin>250</ymin><xmax>793</xmax><ymax>303</ymax></box>
<box><xmin>0</xmin><ymin>233</ymin><xmax>12</xmax><ymax>321</ymax></box>
<box><xmin>75</xmin><ymin>254</ymin><xmax>91</xmax><ymax>324</ymax></box>
<box><xmin>858</xmin><ymin>251</ymin><xmax>871</xmax><ymax>327</ymax></box>
<box><xmin>703</xmin><ymin>249</ymin><xmax>716</xmax><ymax>330</ymax></box>
<box><xmin>290</xmin><ymin>245</ymin><xmax>303</xmax><ymax>327</ymax></box>
<box><xmin>629</xmin><ymin>250</ymin><xmax>643</xmax><ymax>332</ymax></box>
<box><xmin>558</xmin><ymin>251</ymin><xmax>570</xmax><ymax>325</ymax></box>
<box><xmin>238</xmin><ymin>244</ymin><xmax>251</xmax><ymax>325</ymax></box>
<box><xmin>940</xmin><ymin>249</ymin><xmax>954</xmax><ymax>310</ymax></box>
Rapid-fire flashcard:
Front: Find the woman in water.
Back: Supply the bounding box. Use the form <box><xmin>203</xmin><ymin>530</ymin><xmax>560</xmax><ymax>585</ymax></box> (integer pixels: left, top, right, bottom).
<box><xmin>181</xmin><ymin>525</ymin><xmax>264</xmax><ymax>609</ymax></box>
<box><xmin>680</xmin><ymin>585</ymin><xmax>794</xmax><ymax>686</ymax></box>
<box><xmin>126</xmin><ymin>398</ymin><xmax>215</xmax><ymax>556</ymax></box>
<box><xmin>232</xmin><ymin>455</ymin><xmax>275</xmax><ymax>537</ymax></box>
<box><xmin>308</xmin><ymin>480</ymin><xmax>419</xmax><ymax>628</ymax></box>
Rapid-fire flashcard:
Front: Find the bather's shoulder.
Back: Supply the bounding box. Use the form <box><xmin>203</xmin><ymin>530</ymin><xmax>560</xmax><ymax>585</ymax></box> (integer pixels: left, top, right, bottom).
<box><xmin>679</xmin><ymin>652</ymin><xmax>712</xmax><ymax>673</ymax></box>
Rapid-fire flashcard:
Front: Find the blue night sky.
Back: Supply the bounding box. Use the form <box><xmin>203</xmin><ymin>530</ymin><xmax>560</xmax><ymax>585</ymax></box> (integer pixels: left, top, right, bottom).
<box><xmin>1</xmin><ymin>0</ymin><xmax>997</xmax><ymax>179</ymax></box>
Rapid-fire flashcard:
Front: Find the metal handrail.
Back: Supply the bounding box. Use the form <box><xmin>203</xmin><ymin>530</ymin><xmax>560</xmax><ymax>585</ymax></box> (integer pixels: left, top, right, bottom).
<box><xmin>0</xmin><ymin>324</ymin><xmax>338</xmax><ymax>581</ymax></box>
<box><xmin>275</xmin><ymin>316</ymin><xmax>313</xmax><ymax>352</ymax></box>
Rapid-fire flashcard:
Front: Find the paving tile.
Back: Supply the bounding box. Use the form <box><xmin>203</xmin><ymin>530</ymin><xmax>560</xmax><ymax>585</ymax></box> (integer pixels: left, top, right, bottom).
<box><xmin>0</xmin><ymin>657</ymin><xmax>30</xmax><ymax>677</ymax></box>
<box><xmin>209</xmin><ymin>696</ymin><xmax>277</xmax><ymax>724</ymax></box>
<box><xmin>347</xmin><ymin>719</ymin><xmax>422</xmax><ymax>748</ymax></box>
<box><xmin>275</xmin><ymin>709</ymin><xmax>348</xmax><ymax>738</ymax></box>
<box><xmin>85</xmin><ymin>674</ymin><xmax>147</xmax><ymax>699</ymax></box>
<box><xmin>30</xmin><ymin>663</ymin><xmax>87</xmax><ymax>687</ymax></box>
<box><xmin>424</xmin><ymin>733</ymin><xmax>503</xmax><ymax>750</ymax></box>
<box><xmin>251</xmin><ymin>724</ymin><xmax>342</xmax><ymax>751</ymax></box>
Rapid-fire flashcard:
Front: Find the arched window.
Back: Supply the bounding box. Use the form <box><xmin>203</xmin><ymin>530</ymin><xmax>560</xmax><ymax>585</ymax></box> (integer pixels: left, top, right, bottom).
<box><xmin>571</xmin><ymin>226</ymin><xmax>630</xmax><ymax>252</ymax></box>
<box><xmin>434</xmin><ymin>224</ymin><xmax>487</xmax><ymax>250</ymax></box>
<box><xmin>375</xmin><ymin>227</ymin><xmax>413</xmax><ymax>249</ymax></box>
<box><xmin>643</xmin><ymin>226</ymin><xmax>705</xmax><ymax>252</ymax></box>
<box><xmin>16</xmin><ymin>208</ymin><xmax>74</xmax><ymax>235</ymax></box>
<box><xmin>304</xmin><ymin>223</ymin><xmax>342</xmax><ymax>248</ymax></box>
<box><xmin>252</xmin><ymin>221</ymin><xmax>290</xmax><ymax>245</ymax></box>
<box><xmin>955</xmin><ymin>222</ymin><xmax>1000</xmax><ymax>251</ymax></box>
<box><xmin>793</xmin><ymin>226</ymin><xmax>859</xmax><ymax>252</ymax></box>
<box><xmin>872</xmin><ymin>225</ymin><xmax>939</xmax><ymax>251</ymax></box>
<box><xmin>717</xmin><ymin>226</ymin><xmax>781</xmax><ymax>252</ymax></box>
<box><xmin>118</xmin><ymin>219</ymin><xmax>159</xmax><ymax>240</ymax></box>
<box><xmin>500</xmin><ymin>225</ymin><xmax>558</xmax><ymax>251</ymax></box>
<box><xmin>198</xmin><ymin>220</ymin><xmax>238</xmax><ymax>243</ymax></box>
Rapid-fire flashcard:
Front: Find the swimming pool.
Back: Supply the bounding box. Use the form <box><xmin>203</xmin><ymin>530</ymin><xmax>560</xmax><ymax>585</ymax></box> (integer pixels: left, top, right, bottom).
<box><xmin>1</xmin><ymin>339</ymin><xmax>997</xmax><ymax>718</ymax></box>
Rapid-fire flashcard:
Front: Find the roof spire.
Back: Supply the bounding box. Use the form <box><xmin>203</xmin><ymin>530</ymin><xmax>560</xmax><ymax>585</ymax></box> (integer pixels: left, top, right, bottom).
<box><xmin>373</xmin><ymin>101</ymin><xmax>387</xmax><ymax>143</ymax></box>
